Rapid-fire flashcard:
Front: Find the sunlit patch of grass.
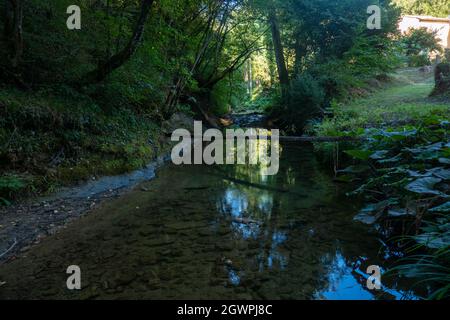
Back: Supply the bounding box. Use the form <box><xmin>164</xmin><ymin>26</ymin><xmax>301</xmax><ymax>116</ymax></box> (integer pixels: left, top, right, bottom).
<box><xmin>314</xmin><ymin>70</ymin><xmax>449</xmax><ymax>137</ymax></box>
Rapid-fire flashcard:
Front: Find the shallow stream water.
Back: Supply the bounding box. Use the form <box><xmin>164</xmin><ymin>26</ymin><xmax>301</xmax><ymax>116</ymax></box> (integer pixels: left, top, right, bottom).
<box><xmin>0</xmin><ymin>143</ymin><xmax>418</xmax><ymax>299</ymax></box>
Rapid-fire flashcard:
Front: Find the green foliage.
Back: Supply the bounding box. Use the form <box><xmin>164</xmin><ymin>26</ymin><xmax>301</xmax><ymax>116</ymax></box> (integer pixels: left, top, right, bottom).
<box><xmin>393</xmin><ymin>0</ymin><xmax>450</xmax><ymax>18</ymax></box>
<box><xmin>313</xmin><ymin>65</ymin><xmax>450</xmax><ymax>298</ymax></box>
<box><xmin>238</xmin><ymin>88</ymin><xmax>278</xmax><ymax>113</ymax></box>
<box><xmin>344</xmin><ymin>124</ymin><xmax>450</xmax><ymax>299</ymax></box>
<box><xmin>444</xmin><ymin>49</ymin><xmax>450</xmax><ymax>63</ymax></box>
<box><xmin>0</xmin><ymin>175</ymin><xmax>27</xmax><ymax>205</ymax></box>
<box><xmin>279</xmin><ymin>74</ymin><xmax>325</xmax><ymax>133</ymax></box>
<box><xmin>400</xmin><ymin>27</ymin><xmax>443</xmax><ymax>67</ymax></box>
<box><xmin>209</xmin><ymin>74</ymin><xmax>248</xmax><ymax>116</ymax></box>
<box><xmin>264</xmin><ymin>0</ymin><xmax>402</xmax><ymax>131</ymax></box>
<box><xmin>344</xmin><ymin>149</ymin><xmax>374</xmax><ymax>161</ymax></box>
<box><xmin>0</xmin><ymin>88</ymin><xmax>162</xmax><ymax>203</ymax></box>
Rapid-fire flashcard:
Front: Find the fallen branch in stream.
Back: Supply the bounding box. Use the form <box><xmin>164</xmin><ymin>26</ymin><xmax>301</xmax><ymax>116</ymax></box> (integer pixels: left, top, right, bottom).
<box><xmin>0</xmin><ymin>238</ymin><xmax>18</xmax><ymax>259</ymax></box>
<box><xmin>212</xmin><ymin>168</ymin><xmax>307</xmax><ymax>197</ymax></box>
<box><xmin>231</xmin><ymin>217</ymin><xmax>261</xmax><ymax>225</ymax></box>
<box><xmin>279</xmin><ymin>136</ymin><xmax>367</xmax><ymax>143</ymax></box>
<box><xmin>191</xmin><ymin>135</ymin><xmax>366</xmax><ymax>143</ymax></box>
<box><xmin>214</xmin><ymin>173</ymin><xmax>290</xmax><ymax>193</ymax></box>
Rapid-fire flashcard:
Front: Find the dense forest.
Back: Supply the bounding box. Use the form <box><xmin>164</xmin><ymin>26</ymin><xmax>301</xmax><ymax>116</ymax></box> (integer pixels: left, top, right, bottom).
<box><xmin>0</xmin><ymin>0</ymin><xmax>449</xmax><ymax>300</ymax></box>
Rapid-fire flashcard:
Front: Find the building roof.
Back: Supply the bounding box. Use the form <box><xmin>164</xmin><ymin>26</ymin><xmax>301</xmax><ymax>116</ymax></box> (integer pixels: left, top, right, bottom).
<box><xmin>403</xmin><ymin>15</ymin><xmax>450</xmax><ymax>23</ymax></box>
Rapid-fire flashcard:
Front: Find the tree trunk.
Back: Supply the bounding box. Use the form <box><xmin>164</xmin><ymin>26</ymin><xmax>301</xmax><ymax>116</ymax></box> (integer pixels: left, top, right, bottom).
<box><xmin>3</xmin><ymin>0</ymin><xmax>14</xmax><ymax>40</ymax></box>
<box><xmin>82</xmin><ymin>0</ymin><xmax>154</xmax><ymax>84</ymax></box>
<box><xmin>3</xmin><ymin>0</ymin><xmax>23</xmax><ymax>69</ymax></box>
<box><xmin>293</xmin><ymin>36</ymin><xmax>304</xmax><ymax>75</ymax></box>
<box><xmin>249</xmin><ymin>57</ymin><xmax>253</xmax><ymax>96</ymax></box>
<box><xmin>268</xmin><ymin>7</ymin><xmax>289</xmax><ymax>98</ymax></box>
<box><xmin>431</xmin><ymin>63</ymin><xmax>450</xmax><ymax>96</ymax></box>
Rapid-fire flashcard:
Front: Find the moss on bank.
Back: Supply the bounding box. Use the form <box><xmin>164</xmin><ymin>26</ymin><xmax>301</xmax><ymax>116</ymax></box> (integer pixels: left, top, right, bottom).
<box><xmin>0</xmin><ymin>87</ymin><xmax>168</xmax><ymax>204</ymax></box>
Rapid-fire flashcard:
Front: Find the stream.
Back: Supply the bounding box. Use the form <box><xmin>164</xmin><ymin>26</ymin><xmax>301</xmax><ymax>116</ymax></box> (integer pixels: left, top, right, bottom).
<box><xmin>0</xmin><ymin>136</ymin><xmax>419</xmax><ymax>299</ymax></box>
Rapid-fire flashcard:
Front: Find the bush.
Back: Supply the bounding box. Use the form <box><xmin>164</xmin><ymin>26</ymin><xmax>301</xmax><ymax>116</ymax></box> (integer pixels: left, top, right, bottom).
<box><xmin>408</xmin><ymin>54</ymin><xmax>431</xmax><ymax>67</ymax></box>
<box><xmin>443</xmin><ymin>49</ymin><xmax>450</xmax><ymax>63</ymax></box>
<box><xmin>282</xmin><ymin>74</ymin><xmax>325</xmax><ymax>133</ymax></box>
<box><xmin>0</xmin><ymin>175</ymin><xmax>27</xmax><ymax>205</ymax></box>
<box><xmin>401</xmin><ymin>27</ymin><xmax>442</xmax><ymax>67</ymax></box>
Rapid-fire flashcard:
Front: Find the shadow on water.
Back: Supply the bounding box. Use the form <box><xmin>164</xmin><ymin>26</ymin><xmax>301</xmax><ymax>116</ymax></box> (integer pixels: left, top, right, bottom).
<box><xmin>0</xmin><ymin>142</ymin><xmax>419</xmax><ymax>299</ymax></box>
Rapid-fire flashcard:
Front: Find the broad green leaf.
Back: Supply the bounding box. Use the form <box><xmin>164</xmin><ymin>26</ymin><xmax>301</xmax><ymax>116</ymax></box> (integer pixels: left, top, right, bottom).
<box><xmin>353</xmin><ymin>200</ymin><xmax>390</xmax><ymax>225</ymax></box>
<box><xmin>429</xmin><ymin>202</ymin><xmax>450</xmax><ymax>213</ymax></box>
<box><xmin>344</xmin><ymin>149</ymin><xmax>373</xmax><ymax>161</ymax></box>
<box><xmin>370</xmin><ymin>150</ymin><xmax>388</xmax><ymax>160</ymax></box>
<box><xmin>388</xmin><ymin>208</ymin><xmax>416</xmax><ymax>217</ymax></box>
<box><xmin>415</xmin><ymin>233</ymin><xmax>450</xmax><ymax>249</ymax></box>
<box><xmin>405</xmin><ymin>177</ymin><xmax>442</xmax><ymax>195</ymax></box>
<box><xmin>378</xmin><ymin>154</ymin><xmax>403</xmax><ymax>164</ymax></box>
<box><xmin>433</xmin><ymin>169</ymin><xmax>450</xmax><ymax>180</ymax></box>
<box><xmin>338</xmin><ymin>165</ymin><xmax>370</xmax><ymax>174</ymax></box>
<box><xmin>406</xmin><ymin>142</ymin><xmax>444</xmax><ymax>154</ymax></box>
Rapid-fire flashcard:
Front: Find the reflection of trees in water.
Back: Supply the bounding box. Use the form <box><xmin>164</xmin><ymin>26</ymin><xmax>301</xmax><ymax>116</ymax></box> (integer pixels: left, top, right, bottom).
<box><xmin>214</xmin><ymin>146</ymin><xmax>417</xmax><ymax>299</ymax></box>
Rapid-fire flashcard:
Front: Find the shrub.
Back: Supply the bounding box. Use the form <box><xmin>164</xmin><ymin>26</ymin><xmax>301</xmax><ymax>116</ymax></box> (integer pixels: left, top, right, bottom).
<box><xmin>443</xmin><ymin>49</ymin><xmax>450</xmax><ymax>63</ymax></box>
<box><xmin>0</xmin><ymin>175</ymin><xmax>27</xmax><ymax>205</ymax></box>
<box><xmin>282</xmin><ymin>74</ymin><xmax>325</xmax><ymax>133</ymax></box>
<box><xmin>400</xmin><ymin>27</ymin><xmax>442</xmax><ymax>67</ymax></box>
<box><xmin>408</xmin><ymin>54</ymin><xmax>431</xmax><ymax>67</ymax></box>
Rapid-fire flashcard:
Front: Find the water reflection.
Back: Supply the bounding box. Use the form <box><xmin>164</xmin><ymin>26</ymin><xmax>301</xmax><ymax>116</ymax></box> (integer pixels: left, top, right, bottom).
<box><xmin>214</xmin><ymin>143</ymin><xmax>417</xmax><ymax>299</ymax></box>
<box><xmin>0</xmin><ymin>142</ymin><xmax>420</xmax><ymax>300</ymax></box>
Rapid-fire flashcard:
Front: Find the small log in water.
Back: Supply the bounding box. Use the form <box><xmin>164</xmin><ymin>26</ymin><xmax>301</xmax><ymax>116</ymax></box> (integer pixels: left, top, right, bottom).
<box><xmin>279</xmin><ymin>136</ymin><xmax>367</xmax><ymax>143</ymax></box>
<box><xmin>191</xmin><ymin>134</ymin><xmax>365</xmax><ymax>143</ymax></box>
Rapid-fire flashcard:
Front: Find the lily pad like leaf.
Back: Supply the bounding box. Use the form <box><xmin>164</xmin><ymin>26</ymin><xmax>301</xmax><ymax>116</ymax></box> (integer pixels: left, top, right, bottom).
<box><xmin>407</xmin><ymin>170</ymin><xmax>432</xmax><ymax>178</ymax></box>
<box><xmin>432</xmin><ymin>168</ymin><xmax>450</xmax><ymax>180</ymax></box>
<box><xmin>388</xmin><ymin>208</ymin><xmax>416</xmax><ymax>217</ymax></box>
<box><xmin>354</xmin><ymin>214</ymin><xmax>377</xmax><ymax>225</ymax></box>
<box><xmin>429</xmin><ymin>202</ymin><xmax>450</xmax><ymax>213</ymax></box>
<box><xmin>370</xmin><ymin>150</ymin><xmax>389</xmax><ymax>160</ymax></box>
<box><xmin>405</xmin><ymin>177</ymin><xmax>442</xmax><ymax>195</ymax></box>
<box><xmin>353</xmin><ymin>201</ymin><xmax>389</xmax><ymax>225</ymax></box>
<box><xmin>378</xmin><ymin>154</ymin><xmax>403</xmax><ymax>164</ymax></box>
<box><xmin>406</xmin><ymin>142</ymin><xmax>444</xmax><ymax>154</ymax></box>
<box><xmin>338</xmin><ymin>165</ymin><xmax>370</xmax><ymax>174</ymax></box>
<box><xmin>344</xmin><ymin>149</ymin><xmax>373</xmax><ymax>161</ymax></box>
<box><xmin>415</xmin><ymin>233</ymin><xmax>450</xmax><ymax>249</ymax></box>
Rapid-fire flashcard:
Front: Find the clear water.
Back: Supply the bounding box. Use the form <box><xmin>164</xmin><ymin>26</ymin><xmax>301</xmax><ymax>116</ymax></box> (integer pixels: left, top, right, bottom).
<box><xmin>0</xmin><ymin>144</ymin><xmax>418</xmax><ymax>299</ymax></box>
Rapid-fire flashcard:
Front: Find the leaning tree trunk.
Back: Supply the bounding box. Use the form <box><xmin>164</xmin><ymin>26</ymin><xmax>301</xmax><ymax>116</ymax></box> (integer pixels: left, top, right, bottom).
<box><xmin>268</xmin><ymin>7</ymin><xmax>289</xmax><ymax>99</ymax></box>
<box><xmin>431</xmin><ymin>63</ymin><xmax>450</xmax><ymax>96</ymax></box>
<box><xmin>82</xmin><ymin>0</ymin><xmax>154</xmax><ymax>84</ymax></box>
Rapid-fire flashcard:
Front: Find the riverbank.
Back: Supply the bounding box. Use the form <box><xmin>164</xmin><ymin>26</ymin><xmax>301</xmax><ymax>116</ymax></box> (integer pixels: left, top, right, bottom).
<box><xmin>0</xmin><ymin>87</ymin><xmax>197</xmax><ymax>262</ymax></box>
<box><xmin>313</xmin><ymin>67</ymin><xmax>450</xmax><ymax>299</ymax></box>
<box><xmin>0</xmin><ymin>88</ymin><xmax>173</xmax><ymax>205</ymax></box>
<box><xmin>0</xmin><ymin>155</ymin><xmax>170</xmax><ymax>264</ymax></box>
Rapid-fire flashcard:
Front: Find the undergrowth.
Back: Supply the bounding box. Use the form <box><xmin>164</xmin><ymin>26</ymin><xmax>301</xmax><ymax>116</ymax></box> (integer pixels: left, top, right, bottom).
<box><xmin>0</xmin><ymin>87</ymin><xmax>165</xmax><ymax>203</ymax></box>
